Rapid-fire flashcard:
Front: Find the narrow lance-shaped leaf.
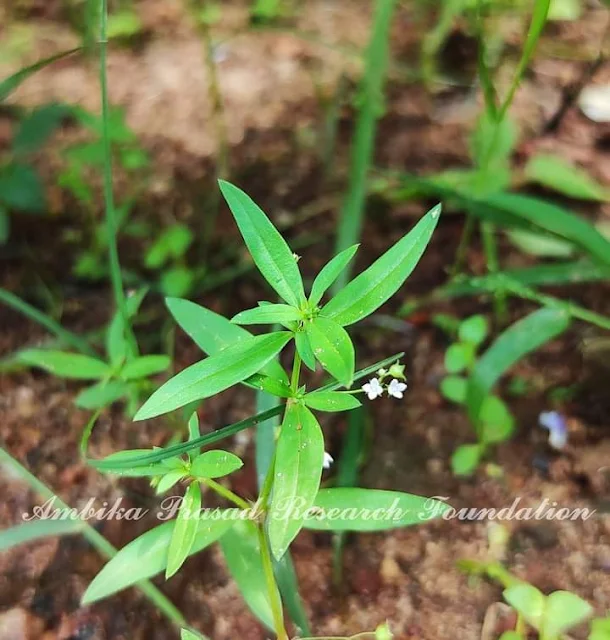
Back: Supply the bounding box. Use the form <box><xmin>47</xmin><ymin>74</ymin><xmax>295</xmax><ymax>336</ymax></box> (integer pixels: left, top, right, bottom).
<box><xmin>218</xmin><ymin>180</ymin><xmax>306</xmax><ymax>306</ymax></box>
<box><xmin>322</xmin><ymin>204</ymin><xmax>441</xmax><ymax>325</ymax></box>
<box><xmin>304</xmin><ymin>391</ymin><xmax>361</xmax><ymax>412</ymax></box>
<box><xmin>231</xmin><ymin>304</ymin><xmax>302</xmax><ymax>326</ymax></box>
<box><xmin>165</xmin><ymin>297</ymin><xmax>289</xmax><ymax>384</ymax></box>
<box><xmin>220</xmin><ymin>521</ymin><xmax>278</xmax><ymax>630</ymax></box>
<box><xmin>17</xmin><ymin>349</ymin><xmax>110</xmax><ymax>379</ymax></box>
<box><xmin>190</xmin><ymin>450</ymin><xmax>243</xmax><ymax>479</ymax></box>
<box><xmin>166</xmin><ymin>481</ymin><xmax>202</xmax><ymax>578</ymax></box>
<box><xmin>0</xmin><ymin>519</ymin><xmax>84</xmax><ymax>552</ymax></box>
<box><xmin>268</xmin><ymin>403</ymin><xmax>324</xmax><ymax>560</ymax></box>
<box><xmin>303</xmin><ymin>488</ymin><xmax>450</xmax><ymax>531</ymax></box>
<box><xmin>134</xmin><ymin>332</ymin><xmax>292</xmax><ymax>420</ymax></box>
<box><xmin>467</xmin><ymin>308</ymin><xmax>570</xmax><ymax>424</ymax></box>
<box><xmin>309</xmin><ymin>245</ymin><xmax>359</xmax><ymax>306</ymax></box>
<box><xmin>75</xmin><ymin>380</ymin><xmax>129</xmax><ymax>410</ymax></box>
<box><xmin>294</xmin><ymin>330</ymin><xmax>316</xmax><ymax>371</ymax></box>
<box><xmin>82</xmin><ymin>515</ymin><xmax>235</xmax><ymax>604</ymax></box>
<box><xmin>121</xmin><ymin>355</ymin><xmax>170</xmax><ymax>380</ymax></box>
<box><xmin>306</xmin><ymin>316</ymin><xmax>355</xmax><ymax>386</ymax></box>
<box><xmin>469</xmin><ymin>193</ymin><xmax>610</xmax><ymax>268</ymax></box>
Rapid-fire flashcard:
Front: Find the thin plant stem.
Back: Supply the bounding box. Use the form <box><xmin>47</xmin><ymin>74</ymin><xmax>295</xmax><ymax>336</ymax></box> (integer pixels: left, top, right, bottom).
<box><xmin>0</xmin><ymin>288</ymin><xmax>96</xmax><ymax>356</ymax></box>
<box><xmin>202</xmin><ymin>477</ymin><xmax>250</xmax><ymax>510</ymax></box>
<box><xmin>332</xmin><ymin>0</ymin><xmax>397</xmax><ymax>293</ymax></box>
<box><xmin>257</xmin><ymin>525</ymin><xmax>288</xmax><ymax>640</ymax></box>
<box><xmin>480</xmin><ymin>221</ymin><xmax>507</xmax><ymax>323</ymax></box>
<box><xmin>194</xmin><ymin>0</ymin><xmax>229</xmax><ymax>259</ymax></box>
<box><xmin>0</xmin><ymin>447</ymin><xmax>186</xmax><ymax>628</ymax></box>
<box><xmin>99</xmin><ymin>0</ymin><xmax>137</xmax><ymax>357</ymax></box>
<box><xmin>450</xmin><ymin>214</ymin><xmax>476</xmax><ymax>277</ymax></box>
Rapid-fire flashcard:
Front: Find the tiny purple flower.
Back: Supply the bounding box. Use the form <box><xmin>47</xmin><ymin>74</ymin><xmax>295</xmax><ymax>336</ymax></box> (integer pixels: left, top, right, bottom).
<box><xmin>539</xmin><ymin>411</ymin><xmax>568</xmax><ymax>450</ymax></box>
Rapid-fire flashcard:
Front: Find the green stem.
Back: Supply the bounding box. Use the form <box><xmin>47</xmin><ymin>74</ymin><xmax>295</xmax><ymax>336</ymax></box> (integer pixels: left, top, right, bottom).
<box><xmin>0</xmin><ymin>288</ymin><xmax>96</xmax><ymax>356</ymax></box>
<box><xmin>480</xmin><ymin>221</ymin><xmax>507</xmax><ymax>323</ymax></box>
<box><xmin>202</xmin><ymin>477</ymin><xmax>250</xmax><ymax>510</ymax></box>
<box><xmin>332</xmin><ymin>0</ymin><xmax>397</xmax><ymax>293</ymax></box>
<box><xmin>451</xmin><ymin>214</ymin><xmax>476</xmax><ymax>277</ymax></box>
<box><xmin>99</xmin><ymin>0</ymin><xmax>137</xmax><ymax>357</ymax></box>
<box><xmin>257</xmin><ymin>525</ymin><xmax>288</xmax><ymax>640</ymax></box>
<box><xmin>0</xmin><ymin>447</ymin><xmax>185</xmax><ymax>628</ymax></box>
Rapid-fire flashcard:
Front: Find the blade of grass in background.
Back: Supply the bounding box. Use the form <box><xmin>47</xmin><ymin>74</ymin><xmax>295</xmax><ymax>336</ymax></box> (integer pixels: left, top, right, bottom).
<box><xmin>99</xmin><ymin>0</ymin><xmax>138</xmax><ymax>358</ymax></box>
<box><xmin>329</xmin><ymin>0</ymin><xmax>396</xmax><ymax>588</ymax></box>
<box><xmin>0</xmin><ymin>447</ymin><xmax>186</xmax><ymax>628</ymax></box>
<box><xmin>332</xmin><ymin>0</ymin><xmax>397</xmax><ymax>292</ymax></box>
<box><xmin>332</xmin><ymin>406</ymin><xmax>367</xmax><ymax>586</ymax></box>
<box><xmin>0</xmin><ymin>288</ymin><xmax>96</xmax><ymax>356</ymax></box>
<box><xmin>0</xmin><ymin>49</ymin><xmax>81</xmax><ymax>103</ymax></box>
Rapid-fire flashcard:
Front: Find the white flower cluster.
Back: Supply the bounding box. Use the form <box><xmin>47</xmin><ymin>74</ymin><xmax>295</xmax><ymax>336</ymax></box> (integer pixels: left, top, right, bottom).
<box><xmin>361</xmin><ymin>364</ymin><xmax>408</xmax><ymax>400</ymax></box>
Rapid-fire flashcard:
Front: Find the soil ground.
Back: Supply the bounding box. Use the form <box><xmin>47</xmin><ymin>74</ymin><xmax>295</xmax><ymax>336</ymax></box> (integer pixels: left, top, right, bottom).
<box><xmin>1</xmin><ymin>1</ymin><xmax>609</xmax><ymax>639</ymax></box>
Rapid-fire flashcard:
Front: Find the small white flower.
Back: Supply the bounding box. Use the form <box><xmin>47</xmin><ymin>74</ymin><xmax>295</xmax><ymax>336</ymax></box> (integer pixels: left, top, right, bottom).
<box><xmin>362</xmin><ymin>377</ymin><xmax>383</xmax><ymax>400</ymax></box>
<box><xmin>323</xmin><ymin>451</ymin><xmax>334</xmax><ymax>469</ymax></box>
<box><xmin>388</xmin><ymin>378</ymin><xmax>407</xmax><ymax>399</ymax></box>
<box><xmin>539</xmin><ymin>411</ymin><xmax>568</xmax><ymax>450</ymax></box>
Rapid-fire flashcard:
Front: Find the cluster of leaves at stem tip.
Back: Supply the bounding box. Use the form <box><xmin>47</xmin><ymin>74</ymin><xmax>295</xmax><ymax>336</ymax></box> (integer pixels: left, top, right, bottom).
<box><xmin>79</xmin><ymin>180</ymin><xmax>448</xmax><ymax>637</ymax></box>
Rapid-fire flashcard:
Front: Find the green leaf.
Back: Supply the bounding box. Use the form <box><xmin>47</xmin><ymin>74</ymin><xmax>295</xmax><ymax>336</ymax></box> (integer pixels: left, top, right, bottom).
<box><xmin>166</xmin><ymin>481</ymin><xmax>202</xmax><ymax>578</ymax></box>
<box><xmin>17</xmin><ymin>349</ymin><xmax>110</xmax><ymax>379</ymax></box>
<box><xmin>470</xmin><ymin>192</ymin><xmax>610</xmax><ymax>268</ymax></box>
<box><xmin>322</xmin><ymin>204</ymin><xmax>441</xmax><ymax>325</ymax></box>
<box><xmin>542</xmin><ymin>591</ymin><xmax>593</xmax><ymax>637</ymax></box>
<box><xmin>470</xmin><ymin>112</ymin><xmax>518</xmax><ymax>170</ymax></box>
<box><xmin>302</xmin><ymin>488</ymin><xmax>450</xmax><ymax>531</ymax></box>
<box><xmin>0</xmin><ymin>48</ymin><xmax>80</xmax><ymax>102</ymax></box>
<box><xmin>12</xmin><ymin>103</ymin><xmax>69</xmax><ymax>155</ymax></box>
<box><xmin>268</xmin><ymin>403</ymin><xmax>324</xmax><ymax>559</ymax></box>
<box><xmin>181</xmin><ymin>629</ymin><xmax>207</xmax><ymax>640</ymax></box>
<box><xmin>0</xmin><ymin>163</ymin><xmax>46</xmax><ymax>213</ymax></box>
<box><xmin>145</xmin><ymin>224</ymin><xmax>193</xmax><ymax>269</ymax></box>
<box><xmin>309</xmin><ymin>245</ymin><xmax>359</xmax><ymax>306</ymax></box>
<box><xmin>190</xmin><ymin>450</ymin><xmax>243</xmax><ymax>479</ymax></box>
<box><xmin>503</xmin><ymin>583</ymin><xmax>546</xmax><ymax>630</ymax></box>
<box><xmin>498</xmin><ymin>633</ymin><xmax>523</xmax><ymax>640</ymax></box>
<box><xmin>105</xmin><ymin>288</ymin><xmax>147</xmax><ymax>365</ymax></box>
<box><xmin>156</xmin><ymin>470</ymin><xmax>187</xmax><ymax>494</ymax></box>
<box><xmin>0</xmin><ymin>519</ymin><xmax>84</xmax><ymax>552</ymax></box>
<box><xmin>480</xmin><ymin>395</ymin><xmax>514</xmax><ymax>444</ymax></box>
<box><xmin>444</xmin><ymin>343</ymin><xmax>475</xmax><ymax>374</ymax></box>
<box><xmin>246</xmin><ymin>373</ymin><xmax>293</xmax><ymax>398</ymax></box>
<box><xmin>82</xmin><ymin>515</ymin><xmax>234</xmax><ymax>604</ymax></box>
<box><xmin>305</xmin><ymin>316</ymin><xmax>354</xmax><ymax>386</ymax></box>
<box><xmin>467</xmin><ymin>308</ymin><xmax>570</xmax><ymax>425</ymax></box>
<box><xmin>525</xmin><ymin>154</ymin><xmax>608</xmax><ymax>201</ymax></box>
<box><xmin>219</xmin><ymin>521</ymin><xmax>278</xmax><ymax>630</ymax></box>
<box><xmin>294</xmin><ymin>330</ymin><xmax>316</xmax><ymax>371</ymax></box>
<box><xmin>218</xmin><ymin>180</ymin><xmax>305</xmax><ymax>306</ymax></box>
<box><xmin>231</xmin><ymin>304</ymin><xmax>302</xmax><ymax>326</ymax></box>
<box><xmin>121</xmin><ymin>355</ymin><xmax>170</xmax><ymax>380</ymax></box>
<box><xmin>160</xmin><ymin>267</ymin><xmax>194</xmax><ymax>298</ymax></box>
<box><xmin>304</xmin><ymin>391</ymin><xmax>361</xmax><ymax>412</ymax></box>
<box><xmin>506</xmin><ymin>228</ymin><xmax>575</xmax><ymax>258</ymax></box>
<box><xmin>458</xmin><ymin>315</ymin><xmax>488</xmax><ymax>346</ymax></box>
<box><xmin>589</xmin><ymin>616</ymin><xmax>610</xmax><ymax>640</ymax></box>
<box><xmin>165</xmin><ymin>297</ymin><xmax>288</xmax><ymax>384</ymax></box>
<box><xmin>75</xmin><ymin>380</ymin><xmax>129</xmax><ymax>409</ymax></box>
<box><xmin>134</xmin><ymin>332</ymin><xmax>292</xmax><ymax>420</ymax></box>
<box><xmin>440</xmin><ymin>375</ymin><xmax>467</xmax><ymax>404</ymax></box>
<box><xmin>451</xmin><ymin>444</ymin><xmax>483</xmax><ymax>476</ymax></box>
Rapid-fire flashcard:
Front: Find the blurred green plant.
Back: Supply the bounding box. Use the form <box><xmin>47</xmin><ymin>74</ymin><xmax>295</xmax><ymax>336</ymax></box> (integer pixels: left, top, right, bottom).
<box><xmin>442</xmin><ymin>309</ymin><xmax>570</xmax><ymax>475</ymax></box>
